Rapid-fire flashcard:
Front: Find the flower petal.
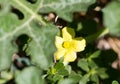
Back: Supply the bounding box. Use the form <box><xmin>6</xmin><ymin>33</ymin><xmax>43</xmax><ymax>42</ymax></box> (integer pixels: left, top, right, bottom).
<box><xmin>64</xmin><ymin>51</ymin><xmax>77</xmax><ymax>62</ymax></box>
<box><xmin>55</xmin><ymin>36</ymin><xmax>63</xmax><ymax>48</ymax></box>
<box><xmin>62</xmin><ymin>27</ymin><xmax>75</xmax><ymax>41</ymax></box>
<box><xmin>72</xmin><ymin>37</ymin><xmax>86</xmax><ymax>52</ymax></box>
<box><xmin>54</xmin><ymin>48</ymin><xmax>66</xmax><ymax>60</ymax></box>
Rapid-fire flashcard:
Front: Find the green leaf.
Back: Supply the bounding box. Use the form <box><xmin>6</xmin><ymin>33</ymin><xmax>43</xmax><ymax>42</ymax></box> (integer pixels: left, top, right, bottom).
<box><xmin>0</xmin><ymin>70</ymin><xmax>13</xmax><ymax>84</ymax></box>
<box><xmin>16</xmin><ymin>67</ymin><xmax>44</xmax><ymax>84</ymax></box>
<box><xmin>58</xmin><ymin>78</ymin><xmax>74</xmax><ymax>84</ymax></box>
<box><xmin>78</xmin><ymin>58</ymin><xmax>89</xmax><ymax>72</ymax></box>
<box><xmin>112</xmin><ymin>80</ymin><xmax>119</xmax><ymax>84</ymax></box>
<box><xmin>65</xmin><ymin>65</ymin><xmax>72</xmax><ymax>74</ymax></box>
<box><xmin>53</xmin><ymin>74</ymin><xmax>63</xmax><ymax>82</ymax></box>
<box><xmin>97</xmin><ymin>68</ymin><xmax>108</xmax><ymax>79</ymax></box>
<box><xmin>55</xmin><ymin>62</ymin><xmax>69</xmax><ymax>76</ymax></box>
<box><xmin>0</xmin><ymin>0</ymin><xmax>58</xmax><ymax>70</ymax></box>
<box><xmin>39</xmin><ymin>0</ymin><xmax>96</xmax><ymax>21</ymax></box>
<box><xmin>90</xmin><ymin>50</ymin><xmax>101</xmax><ymax>59</ymax></box>
<box><xmin>79</xmin><ymin>74</ymin><xmax>89</xmax><ymax>84</ymax></box>
<box><xmin>58</xmin><ymin>69</ymin><xmax>69</xmax><ymax>76</ymax></box>
<box><xmin>90</xmin><ymin>74</ymin><xmax>99</xmax><ymax>84</ymax></box>
<box><xmin>69</xmin><ymin>72</ymin><xmax>82</xmax><ymax>83</ymax></box>
<box><xmin>103</xmin><ymin>1</ymin><xmax>120</xmax><ymax>36</ymax></box>
<box><xmin>85</xmin><ymin>28</ymin><xmax>109</xmax><ymax>43</ymax></box>
<box><xmin>0</xmin><ymin>37</ymin><xmax>17</xmax><ymax>70</ymax></box>
<box><xmin>0</xmin><ymin>0</ymin><xmax>42</xmax><ymax>70</ymax></box>
<box><xmin>26</xmin><ymin>23</ymin><xmax>58</xmax><ymax>69</ymax></box>
<box><xmin>55</xmin><ymin>62</ymin><xmax>64</xmax><ymax>71</ymax></box>
<box><xmin>1</xmin><ymin>70</ymin><xmax>13</xmax><ymax>80</ymax></box>
<box><xmin>88</xmin><ymin>60</ymin><xmax>97</xmax><ymax>69</ymax></box>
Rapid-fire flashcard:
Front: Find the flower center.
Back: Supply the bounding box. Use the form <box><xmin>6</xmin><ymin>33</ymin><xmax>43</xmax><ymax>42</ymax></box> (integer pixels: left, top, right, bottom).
<box><xmin>63</xmin><ymin>41</ymin><xmax>71</xmax><ymax>48</ymax></box>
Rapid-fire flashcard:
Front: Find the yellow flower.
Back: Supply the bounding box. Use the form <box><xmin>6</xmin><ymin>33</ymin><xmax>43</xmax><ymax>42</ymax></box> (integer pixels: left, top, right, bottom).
<box><xmin>54</xmin><ymin>27</ymin><xmax>86</xmax><ymax>64</ymax></box>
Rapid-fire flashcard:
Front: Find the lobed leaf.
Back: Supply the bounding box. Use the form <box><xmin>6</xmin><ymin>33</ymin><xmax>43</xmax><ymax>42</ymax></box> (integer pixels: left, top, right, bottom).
<box><xmin>39</xmin><ymin>0</ymin><xmax>96</xmax><ymax>21</ymax></box>
<box><xmin>26</xmin><ymin>23</ymin><xmax>58</xmax><ymax>69</ymax></box>
<box><xmin>0</xmin><ymin>0</ymin><xmax>58</xmax><ymax>70</ymax></box>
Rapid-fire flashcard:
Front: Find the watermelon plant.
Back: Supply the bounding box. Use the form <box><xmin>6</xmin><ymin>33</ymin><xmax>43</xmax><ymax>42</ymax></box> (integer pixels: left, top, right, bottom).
<box><xmin>0</xmin><ymin>0</ymin><xmax>120</xmax><ymax>84</ymax></box>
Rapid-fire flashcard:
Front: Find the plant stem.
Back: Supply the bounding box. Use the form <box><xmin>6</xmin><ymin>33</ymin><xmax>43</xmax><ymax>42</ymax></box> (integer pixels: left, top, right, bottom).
<box><xmin>85</xmin><ymin>28</ymin><xmax>109</xmax><ymax>43</ymax></box>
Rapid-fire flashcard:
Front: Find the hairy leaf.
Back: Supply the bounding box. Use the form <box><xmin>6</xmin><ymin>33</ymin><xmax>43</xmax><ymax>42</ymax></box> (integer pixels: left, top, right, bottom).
<box><xmin>39</xmin><ymin>0</ymin><xmax>96</xmax><ymax>21</ymax></box>
<box><xmin>103</xmin><ymin>1</ymin><xmax>120</xmax><ymax>36</ymax></box>
<box><xmin>26</xmin><ymin>23</ymin><xmax>58</xmax><ymax>69</ymax></box>
<box><xmin>16</xmin><ymin>67</ymin><xmax>44</xmax><ymax>84</ymax></box>
<box><xmin>0</xmin><ymin>0</ymin><xmax>58</xmax><ymax>70</ymax></box>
